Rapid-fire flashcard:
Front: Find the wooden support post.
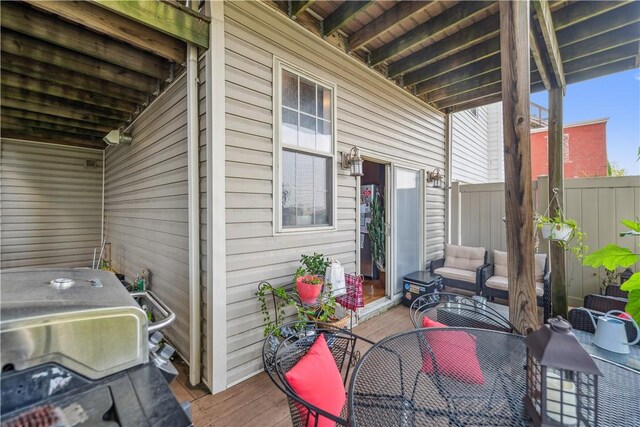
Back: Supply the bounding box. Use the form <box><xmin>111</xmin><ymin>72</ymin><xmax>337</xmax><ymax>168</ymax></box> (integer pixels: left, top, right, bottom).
<box><xmin>548</xmin><ymin>86</ymin><xmax>567</xmax><ymax>317</ymax></box>
<box><xmin>500</xmin><ymin>0</ymin><xmax>538</xmax><ymax>335</ymax></box>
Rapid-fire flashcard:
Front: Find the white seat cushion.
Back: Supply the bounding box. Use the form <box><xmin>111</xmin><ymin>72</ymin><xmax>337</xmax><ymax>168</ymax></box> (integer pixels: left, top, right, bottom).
<box><xmin>434</xmin><ymin>267</ymin><xmax>476</xmax><ymax>283</ymax></box>
<box><xmin>485</xmin><ymin>275</ymin><xmax>544</xmax><ymax>297</ymax></box>
<box><xmin>444</xmin><ymin>244</ymin><xmax>486</xmax><ymax>272</ymax></box>
<box><xmin>493</xmin><ymin>250</ymin><xmax>547</xmax><ymax>283</ymax></box>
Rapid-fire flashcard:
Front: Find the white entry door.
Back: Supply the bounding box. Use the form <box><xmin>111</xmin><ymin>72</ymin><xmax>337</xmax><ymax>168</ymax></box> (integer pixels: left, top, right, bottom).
<box><xmin>391</xmin><ymin>166</ymin><xmax>423</xmax><ymax>296</ymax></box>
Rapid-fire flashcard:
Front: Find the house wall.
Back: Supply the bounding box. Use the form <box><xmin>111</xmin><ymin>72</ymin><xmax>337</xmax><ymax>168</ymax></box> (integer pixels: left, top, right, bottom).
<box><xmin>451</xmin><ymin>107</ymin><xmax>489</xmax><ymax>184</ymax></box>
<box><xmin>486</xmin><ymin>102</ymin><xmax>504</xmax><ymax>182</ymax></box>
<box><xmin>221</xmin><ymin>1</ymin><xmax>446</xmax><ymax>386</ymax></box>
<box><xmin>103</xmin><ymin>76</ymin><xmax>192</xmax><ymax>363</ymax></box>
<box><xmin>531</xmin><ymin>120</ymin><xmax>608</xmax><ymax>179</ymax></box>
<box><xmin>0</xmin><ymin>139</ymin><xmax>103</xmax><ymax>269</ymax></box>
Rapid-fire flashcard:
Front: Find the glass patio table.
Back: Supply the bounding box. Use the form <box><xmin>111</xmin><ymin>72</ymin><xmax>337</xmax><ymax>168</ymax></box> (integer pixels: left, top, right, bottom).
<box><xmin>347</xmin><ymin>328</ymin><xmax>640</xmax><ymax>427</ymax></box>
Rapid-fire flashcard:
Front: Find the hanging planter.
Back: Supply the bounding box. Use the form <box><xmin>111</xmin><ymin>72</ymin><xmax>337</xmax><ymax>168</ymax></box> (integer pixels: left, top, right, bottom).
<box><xmin>540</xmin><ymin>222</ymin><xmax>573</xmax><ymax>242</ymax></box>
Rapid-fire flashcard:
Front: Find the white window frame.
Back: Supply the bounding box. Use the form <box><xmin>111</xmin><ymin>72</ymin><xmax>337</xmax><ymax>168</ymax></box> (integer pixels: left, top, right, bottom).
<box><xmin>273</xmin><ymin>58</ymin><xmax>338</xmax><ymax>234</ymax></box>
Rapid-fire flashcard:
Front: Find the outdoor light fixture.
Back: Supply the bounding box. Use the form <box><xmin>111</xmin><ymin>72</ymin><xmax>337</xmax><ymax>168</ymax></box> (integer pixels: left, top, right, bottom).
<box><xmin>427</xmin><ymin>168</ymin><xmax>444</xmax><ymax>188</ymax></box>
<box><xmin>524</xmin><ymin>316</ymin><xmax>602</xmax><ymax>426</ymax></box>
<box><xmin>103</xmin><ymin>128</ymin><xmax>132</xmax><ymax>146</ymax></box>
<box><xmin>342</xmin><ymin>147</ymin><xmax>364</xmax><ymax>177</ymax></box>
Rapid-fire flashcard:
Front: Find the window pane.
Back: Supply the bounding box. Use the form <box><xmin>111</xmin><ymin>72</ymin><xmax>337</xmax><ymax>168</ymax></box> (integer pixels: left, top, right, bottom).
<box><xmin>317</xmin><ymin>119</ymin><xmax>332</xmax><ymax>153</ymax></box>
<box><xmin>282</xmin><ymin>108</ymin><xmax>298</xmax><ymax>146</ymax></box>
<box><xmin>299</xmin><ymin>113</ymin><xmax>316</xmax><ymax>150</ymax></box>
<box><xmin>300</xmin><ymin>78</ymin><xmax>316</xmax><ymax>115</ymax></box>
<box><xmin>317</xmin><ymin>86</ymin><xmax>331</xmax><ymax>120</ymax></box>
<box><xmin>282</xmin><ymin>150</ymin><xmax>332</xmax><ymax>227</ymax></box>
<box><xmin>282</xmin><ymin>70</ymin><xmax>298</xmax><ymax>109</ymax></box>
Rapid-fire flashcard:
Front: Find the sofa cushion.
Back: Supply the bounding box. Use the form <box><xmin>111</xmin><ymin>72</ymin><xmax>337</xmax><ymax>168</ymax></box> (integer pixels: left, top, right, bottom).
<box><xmin>493</xmin><ymin>251</ymin><xmax>547</xmax><ymax>283</ymax></box>
<box><xmin>444</xmin><ymin>244</ymin><xmax>485</xmax><ymax>272</ymax></box>
<box><xmin>485</xmin><ymin>275</ymin><xmax>544</xmax><ymax>297</ymax></box>
<box><xmin>434</xmin><ymin>267</ymin><xmax>476</xmax><ymax>283</ymax></box>
<box><xmin>493</xmin><ymin>250</ymin><xmax>508</xmax><ymax>278</ymax></box>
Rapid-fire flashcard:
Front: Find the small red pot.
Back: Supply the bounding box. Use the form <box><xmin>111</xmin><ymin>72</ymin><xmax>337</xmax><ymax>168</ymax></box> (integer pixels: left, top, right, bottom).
<box><xmin>296</xmin><ymin>275</ymin><xmax>322</xmax><ymax>304</ymax></box>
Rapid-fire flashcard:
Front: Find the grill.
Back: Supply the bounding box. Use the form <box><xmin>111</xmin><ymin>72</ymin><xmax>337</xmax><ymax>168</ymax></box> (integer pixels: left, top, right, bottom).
<box><xmin>0</xmin><ymin>268</ymin><xmax>191</xmax><ymax>426</ymax></box>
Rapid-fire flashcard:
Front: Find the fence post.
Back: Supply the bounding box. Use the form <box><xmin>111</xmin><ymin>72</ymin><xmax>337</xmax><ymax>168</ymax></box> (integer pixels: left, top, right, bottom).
<box><xmin>450</xmin><ymin>181</ymin><xmax>461</xmax><ymax>245</ymax></box>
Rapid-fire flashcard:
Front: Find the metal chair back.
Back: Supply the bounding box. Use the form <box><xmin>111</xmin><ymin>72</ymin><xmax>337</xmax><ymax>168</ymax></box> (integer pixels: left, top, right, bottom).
<box><xmin>262</xmin><ymin>321</ymin><xmax>374</xmax><ymax>427</ymax></box>
<box><xmin>410</xmin><ymin>292</ymin><xmax>519</xmax><ymax>334</ymax></box>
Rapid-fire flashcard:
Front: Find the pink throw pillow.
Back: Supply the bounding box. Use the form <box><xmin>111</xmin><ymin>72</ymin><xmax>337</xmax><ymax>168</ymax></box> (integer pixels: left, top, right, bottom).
<box><xmin>285</xmin><ymin>334</ymin><xmax>346</xmax><ymax>427</ymax></box>
<box><xmin>421</xmin><ymin>317</ymin><xmax>485</xmax><ymax>384</ymax></box>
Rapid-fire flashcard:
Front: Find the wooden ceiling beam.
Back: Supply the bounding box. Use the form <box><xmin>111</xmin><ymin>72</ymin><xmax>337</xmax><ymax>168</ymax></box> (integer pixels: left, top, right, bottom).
<box><xmin>371</xmin><ymin>1</ymin><xmax>494</xmax><ymax>68</ymax></box>
<box><xmin>529</xmin><ymin>13</ymin><xmax>554</xmax><ymax>90</ymax></box>
<box><xmin>348</xmin><ymin>1</ymin><xmax>435</xmax><ymax>53</ymax></box>
<box><xmin>1</xmin><ymin>2</ymin><xmax>169</xmax><ymax>79</ymax></box>
<box><xmin>406</xmin><ymin>36</ymin><xmax>500</xmax><ymax>87</ymax></box>
<box><xmin>1</xmin><ymin>71</ymin><xmax>136</xmax><ymax>113</ymax></box>
<box><xmin>1</xmin><ymin>53</ymin><xmax>148</xmax><ymax>104</ymax></box>
<box><xmin>24</xmin><ymin>0</ymin><xmax>185</xmax><ymax>63</ymax></box>
<box><xmin>1</xmin><ymin>116</ymin><xmax>106</xmax><ymax>138</ymax></box>
<box><xmin>434</xmin><ymin>82</ymin><xmax>503</xmax><ymax>110</ymax></box>
<box><xmin>561</xmin><ymin>23</ymin><xmax>640</xmax><ymax>63</ymax></box>
<box><xmin>552</xmin><ymin>0</ymin><xmax>631</xmax><ymax>31</ymax></box>
<box><xmin>388</xmin><ymin>12</ymin><xmax>500</xmax><ymax>78</ymax></box>
<box><xmin>564</xmin><ymin>57</ymin><xmax>637</xmax><ymax>85</ymax></box>
<box><xmin>91</xmin><ymin>0</ymin><xmax>209</xmax><ymax>48</ymax></box>
<box><xmin>426</xmin><ymin>69</ymin><xmax>502</xmax><ymax>103</ymax></box>
<box><xmin>289</xmin><ymin>1</ymin><xmax>315</xmax><ymax>19</ymax></box>
<box><xmin>0</xmin><ymin>129</ymin><xmax>105</xmax><ymax>150</ymax></box>
<box><xmin>445</xmin><ymin>93</ymin><xmax>503</xmax><ymax>114</ymax></box>
<box><xmin>2</xmin><ymin>86</ymin><xmax>128</xmax><ymax>121</ymax></box>
<box><xmin>1</xmin><ymin>30</ymin><xmax>158</xmax><ymax>93</ymax></box>
<box><xmin>0</xmin><ymin>98</ymin><xmax>122</xmax><ymax>127</ymax></box>
<box><xmin>1</xmin><ymin>108</ymin><xmax>113</xmax><ymax>133</ymax></box>
<box><xmin>556</xmin><ymin>2</ymin><xmax>640</xmax><ymax>48</ymax></box>
<box><xmin>533</xmin><ymin>0</ymin><xmax>572</xmax><ymax>89</ymax></box>
<box><xmin>322</xmin><ymin>1</ymin><xmax>374</xmax><ymax>37</ymax></box>
<box><xmin>414</xmin><ymin>54</ymin><xmax>500</xmax><ymax>95</ymax></box>
<box><xmin>563</xmin><ymin>42</ymin><xmax>639</xmax><ymax>75</ymax></box>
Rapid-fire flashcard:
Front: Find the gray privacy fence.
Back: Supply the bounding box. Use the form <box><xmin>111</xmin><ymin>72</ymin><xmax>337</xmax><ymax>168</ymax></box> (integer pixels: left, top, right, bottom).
<box><xmin>450</xmin><ymin>176</ymin><xmax>640</xmax><ymax>306</ymax></box>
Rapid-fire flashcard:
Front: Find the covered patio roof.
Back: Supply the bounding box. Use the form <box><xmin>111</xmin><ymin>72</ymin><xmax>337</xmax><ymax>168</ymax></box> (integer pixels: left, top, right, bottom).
<box><xmin>0</xmin><ymin>0</ymin><xmax>210</xmax><ymax>149</ymax></box>
<box><xmin>270</xmin><ymin>0</ymin><xmax>640</xmax><ymax>112</ymax></box>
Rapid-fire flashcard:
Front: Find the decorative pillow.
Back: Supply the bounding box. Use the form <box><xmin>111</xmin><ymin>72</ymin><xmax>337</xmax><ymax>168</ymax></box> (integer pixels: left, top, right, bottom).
<box><xmin>618</xmin><ymin>312</ymin><xmax>633</xmax><ymax>320</ymax></box>
<box><xmin>421</xmin><ymin>320</ymin><xmax>485</xmax><ymax>385</ymax></box>
<box><xmin>285</xmin><ymin>334</ymin><xmax>346</xmax><ymax>427</ymax></box>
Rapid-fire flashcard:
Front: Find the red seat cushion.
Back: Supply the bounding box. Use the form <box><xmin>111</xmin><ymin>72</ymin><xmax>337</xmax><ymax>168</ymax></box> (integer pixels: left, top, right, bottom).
<box><xmin>421</xmin><ymin>317</ymin><xmax>485</xmax><ymax>384</ymax></box>
<box><xmin>284</xmin><ymin>334</ymin><xmax>346</xmax><ymax>427</ymax></box>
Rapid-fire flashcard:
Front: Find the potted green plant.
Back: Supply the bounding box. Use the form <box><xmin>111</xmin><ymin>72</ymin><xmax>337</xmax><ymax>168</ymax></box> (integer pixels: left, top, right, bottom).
<box><xmin>536</xmin><ymin>211</ymin><xmax>589</xmax><ymax>261</ymax></box>
<box><xmin>367</xmin><ymin>191</ymin><xmax>385</xmax><ymax>276</ymax></box>
<box><xmin>583</xmin><ymin>219</ymin><xmax>640</xmax><ymax>324</ymax></box>
<box><xmin>296</xmin><ymin>274</ymin><xmax>323</xmax><ymax>304</ymax></box>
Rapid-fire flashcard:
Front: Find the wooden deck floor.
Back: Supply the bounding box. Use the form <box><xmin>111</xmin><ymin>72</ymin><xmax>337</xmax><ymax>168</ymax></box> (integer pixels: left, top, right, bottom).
<box><xmin>171</xmin><ymin>303</ymin><xmax>414</xmax><ymax>427</ymax></box>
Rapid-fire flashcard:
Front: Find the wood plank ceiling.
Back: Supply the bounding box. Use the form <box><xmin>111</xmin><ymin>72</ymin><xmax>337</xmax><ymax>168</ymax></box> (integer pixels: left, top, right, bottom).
<box><xmin>273</xmin><ymin>0</ymin><xmax>640</xmax><ymax>113</ymax></box>
<box><xmin>0</xmin><ymin>1</ymin><xmax>208</xmax><ymax>149</ymax></box>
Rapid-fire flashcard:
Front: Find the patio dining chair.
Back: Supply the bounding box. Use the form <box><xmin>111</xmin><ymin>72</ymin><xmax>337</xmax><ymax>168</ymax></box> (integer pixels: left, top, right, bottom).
<box><xmin>262</xmin><ymin>321</ymin><xmax>375</xmax><ymax>427</ymax></box>
<box><xmin>410</xmin><ymin>292</ymin><xmax>519</xmax><ymax>334</ymax></box>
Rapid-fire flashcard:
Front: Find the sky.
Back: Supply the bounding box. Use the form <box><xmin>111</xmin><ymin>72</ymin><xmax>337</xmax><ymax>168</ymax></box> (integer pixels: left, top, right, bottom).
<box><xmin>530</xmin><ymin>68</ymin><xmax>640</xmax><ymax>176</ymax></box>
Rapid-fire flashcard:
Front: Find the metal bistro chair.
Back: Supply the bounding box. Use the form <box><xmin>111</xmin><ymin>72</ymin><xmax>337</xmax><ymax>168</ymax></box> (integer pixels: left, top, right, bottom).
<box><xmin>410</xmin><ymin>292</ymin><xmax>519</xmax><ymax>334</ymax></box>
<box><xmin>262</xmin><ymin>321</ymin><xmax>375</xmax><ymax>427</ymax></box>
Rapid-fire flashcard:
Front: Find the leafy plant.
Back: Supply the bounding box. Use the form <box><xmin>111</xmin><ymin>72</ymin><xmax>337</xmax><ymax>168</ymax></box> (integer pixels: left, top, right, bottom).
<box><xmin>256</xmin><ymin>282</ymin><xmax>299</xmax><ymax>337</ymax></box>
<box><xmin>298</xmin><ymin>275</ymin><xmax>322</xmax><ymax>285</ymax></box>
<box><xmin>367</xmin><ymin>191</ymin><xmax>386</xmax><ymax>271</ymax></box>
<box><xmin>300</xmin><ymin>253</ymin><xmax>331</xmax><ymax>276</ymax></box>
<box><xmin>583</xmin><ymin>219</ymin><xmax>640</xmax><ymax>324</ymax></box>
<box><xmin>536</xmin><ymin>211</ymin><xmax>589</xmax><ymax>261</ymax></box>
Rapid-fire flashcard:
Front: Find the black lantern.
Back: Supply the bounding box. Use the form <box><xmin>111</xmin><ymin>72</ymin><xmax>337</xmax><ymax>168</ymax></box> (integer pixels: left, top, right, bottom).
<box><xmin>524</xmin><ymin>317</ymin><xmax>602</xmax><ymax>426</ymax></box>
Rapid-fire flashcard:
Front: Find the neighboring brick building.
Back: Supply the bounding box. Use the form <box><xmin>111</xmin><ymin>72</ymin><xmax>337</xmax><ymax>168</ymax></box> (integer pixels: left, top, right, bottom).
<box><xmin>530</xmin><ymin>118</ymin><xmax>608</xmax><ymax>180</ymax></box>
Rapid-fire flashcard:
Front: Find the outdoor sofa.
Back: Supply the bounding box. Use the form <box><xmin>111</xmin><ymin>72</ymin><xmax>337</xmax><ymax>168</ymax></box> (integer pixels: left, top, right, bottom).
<box><xmin>430</xmin><ymin>244</ymin><xmax>490</xmax><ymax>295</ymax></box>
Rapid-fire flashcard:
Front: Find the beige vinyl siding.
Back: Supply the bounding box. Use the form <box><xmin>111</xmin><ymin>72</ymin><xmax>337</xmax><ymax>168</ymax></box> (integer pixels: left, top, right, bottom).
<box><xmin>451</xmin><ymin>107</ymin><xmax>489</xmax><ymax>184</ymax></box>
<box><xmin>0</xmin><ymin>139</ymin><xmax>103</xmax><ymax>269</ymax></box>
<box><xmin>486</xmin><ymin>102</ymin><xmax>504</xmax><ymax>182</ymax></box>
<box><xmin>222</xmin><ymin>1</ymin><xmax>446</xmax><ymax>386</ymax></box>
<box><xmin>104</xmin><ymin>77</ymin><xmax>191</xmax><ymax>362</ymax></box>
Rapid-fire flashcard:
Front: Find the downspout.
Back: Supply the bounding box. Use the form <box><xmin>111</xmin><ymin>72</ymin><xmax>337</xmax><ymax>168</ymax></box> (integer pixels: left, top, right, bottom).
<box><xmin>186</xmin><ymin>0</ymin><xmax>202</xmax><ymax>386</ymax></box>
<box><xmin>445</xmin><ymin>113</ymin><xmax>453</xmax><ymax>244</ymax></box>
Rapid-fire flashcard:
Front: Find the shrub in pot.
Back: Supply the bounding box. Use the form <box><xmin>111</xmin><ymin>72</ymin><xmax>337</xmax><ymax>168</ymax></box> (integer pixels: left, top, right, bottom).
<box><xmin>296</xmin><ymin>274</ymin><xmax>323</xmax><ymax>305</ymax></box>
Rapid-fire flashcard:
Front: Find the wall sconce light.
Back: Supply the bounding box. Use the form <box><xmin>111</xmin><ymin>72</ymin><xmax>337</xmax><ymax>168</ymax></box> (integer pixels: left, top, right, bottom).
<box><xmin>341</xmin><ymin>147</ymin><xmax>364</xmax><ymax>177</ymax></box>
<box><xmin>427</xmin><ymin>168</ymin><xmax>444</xmax><ymax>188</ymax></box>
<box><xmin>103</xmin><ymin>128</ymin><xmax>132</xmax><ymax>146</ymax></box>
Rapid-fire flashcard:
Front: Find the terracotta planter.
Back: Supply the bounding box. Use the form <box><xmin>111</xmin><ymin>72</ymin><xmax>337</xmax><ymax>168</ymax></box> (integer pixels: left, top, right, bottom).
<box><xmin>296</xmin><ymin>275</ymin><xmax>322</xmax><ymax>304</ymax></box>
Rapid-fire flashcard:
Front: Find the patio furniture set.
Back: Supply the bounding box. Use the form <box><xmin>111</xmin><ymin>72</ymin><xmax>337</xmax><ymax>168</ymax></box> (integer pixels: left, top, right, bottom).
<box><xmin>262</xmin><ymin>283</ymin><xmax>639</xmax><ymax>426</ymax></box>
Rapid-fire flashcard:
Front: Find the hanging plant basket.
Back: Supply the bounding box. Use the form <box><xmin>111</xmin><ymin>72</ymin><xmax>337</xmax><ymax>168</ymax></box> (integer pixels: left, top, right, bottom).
<box><xmin>540</xmin><ymin>222</ymin><xmax>573</xmax><ymax>242</ymax></box>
